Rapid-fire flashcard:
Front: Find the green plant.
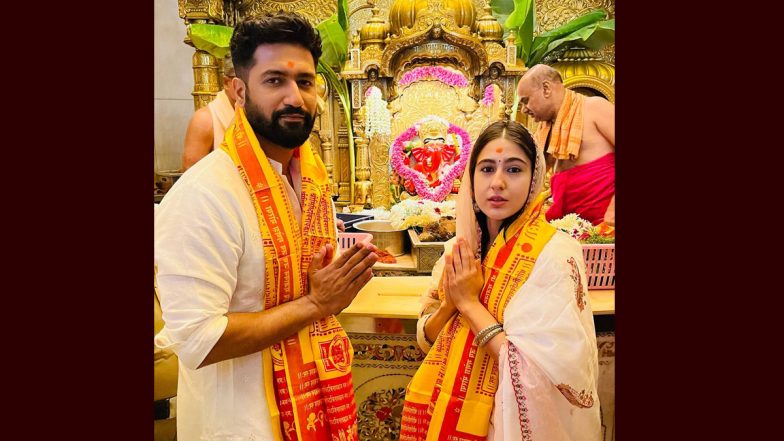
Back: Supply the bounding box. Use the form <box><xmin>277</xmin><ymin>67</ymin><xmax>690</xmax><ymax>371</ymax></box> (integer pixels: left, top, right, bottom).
<box><xmin>490</xmin><ymin>0</ymin><xmax>615</xmax><ymax>66</ymax></box>
<box><xmin>187</xmin><ymin>23</ymin><xmax>234</xmax><ymax>58</ymax></box>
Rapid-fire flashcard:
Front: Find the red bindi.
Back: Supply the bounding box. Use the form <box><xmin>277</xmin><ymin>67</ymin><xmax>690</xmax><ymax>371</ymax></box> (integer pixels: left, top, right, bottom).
<box><xmin>287</xmin><ymin>61</ymin><xmax>294</xmax><ymax>68</ymax></box>
<box><xmin>495</xmin><ymin>147</ymin><xmax>503</xmax><ymax>153</ymax></box>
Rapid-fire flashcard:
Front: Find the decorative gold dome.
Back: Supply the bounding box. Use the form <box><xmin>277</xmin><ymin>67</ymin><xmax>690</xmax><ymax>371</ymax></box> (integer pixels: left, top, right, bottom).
<box><xmin>552</xmin><ymin>48</ymin><xmax>615</xmax><ymax>85</ymax></box>
<box><xmin>388</xmin><ymin>0</ymin><xmax>476</xmax><ymax>36</ymax></box>
<box><xmin>476</xmin><ymin>6</ymin><xmax>503</xmax><ymax>42</ymax></box>
<box><xmin>552</xmin><ymin>48</ymin><xmax>615</xmax><ymax>102</ymax></box>
<box><xmin>359</xmin><ymin>7</ymin><xmax>390</xmax><ymax>45</ymax></box>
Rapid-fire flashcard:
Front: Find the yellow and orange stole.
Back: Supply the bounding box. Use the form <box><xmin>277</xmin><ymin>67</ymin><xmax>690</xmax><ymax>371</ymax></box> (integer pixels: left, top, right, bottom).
<box><xmin>222</xmin><ymin>107</ymin><xmax>357</xmax><ymax>441</ymax></box>
<box><xmin>534</xmin><ymin>88</ymin><xmax>585</xmax><ymax>161</ymax></box>
<box><xmin>400</xmin><ymin>194</ymin><xmax>556</xmax><ymax>441</ymax></box>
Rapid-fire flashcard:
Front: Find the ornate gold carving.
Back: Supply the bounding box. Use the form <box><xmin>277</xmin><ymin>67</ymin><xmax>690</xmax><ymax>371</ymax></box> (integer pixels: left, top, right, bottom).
<box><xmin>439</xmin><ymin>29</ymin><xmax>488</xmax><ymax>75</ymax></box>
<box><xmin>382</xmin><ymin>27</ymin><xmax>487</xmax><ymax>77</ymax></box>
<box><xmin>598</xmin><ymin>43</ymin><xmax>615</xmax><ymax>65</ymax></box>
<box><xmin>565</xmin><ymin>76</ymin><xmax>614</xmax><ymax>103</ymax></box>
<box><xmin>336</xmin><ymin>116</ymin><xmax>352</xmax><ymax>205</ymax></box>
<box><xmin>381</xmin><ymin>0</ymin><xmax>488</xmax><ymax>77</ymax></box>
<box><xmin>370</xmin><ymin>134</ymin><xmax>393</xmax><ymax>209</ymax></box>
<box><xmin>381</xmin><ymin>28</ymin><xmax>430</xmax><ymax>74</ymax></box>
<box><xmin>348</xmin><ymin>0</ymin><xmax>396</xmax><ymax>41</ymax></box>
<box><xmin>355</xmin><ymin>137</ymin><xmax>371</xmax><ymax>181</ymax></box>
<box><xmin>319</xmin><ymin>133</ymin><xmax>337</xmax><ymax>196</ymax></box>
<box><xmin>389</xmin><ymin>0</ymin><xmax>476</xmax><ymax>36</ymax></box>
<box><xmin>503</xmin><ymin>76</ymin><xmax>519</xmax><ymax>116</ymax></box>
<box><xmin>238</xmin><ymin>0</ymin><xmax>336</xmax><ymax>25</ymax></box>
<box><xmin>360</xmin><ymin>45</ymin><xmax>384</xmax><ymax>73</ymax></box>
<box><xmin>351</xmin><ymin>1</ymin><xmax>488</xmax><ymax>41</ymax></box>
<box><xmin>338</xmin><ymin>182</ymin><xmax>351</xmax><ymax>205</ymax></box>
<box><xmin>536</xmin><ymin>0</ymin><xmax>615</xmax><ymax>31</ymax></box>
<box><xmin>351</xmin><ymin>97</ymin><xmax>373</xmax><ymax>207</ymax></box>
<box><xmin>485</xmin><ymin>42</ymin><xmax>506</xmax><ymax>65</ymax></box>
<box><xmin>455</xmin><ymin>90</ymin><xmax>505</xmax><ymax>145</ymax></box>
<box><xmin>388</xmin><ymin>81</ymin><xmax>461</xmax><ymax>137</ymax></box>
<box><xmin>179</xmin><ymin>0</ymin><xmax>224</xmax><ymax>22</ymax></box>
<box><xmin>393</xmin><ymin>42</ymin><xmax>473</xmax><ymax>81</ymax></box>
<box><xmin>349</xmin><ymin>47</ymin><xmax>362</xmax><ymax>70</ymax></box>
<box><xmin>353</xmin><ymin>180</ymin><xmax>372</xmax><ymax>206</ymax></box>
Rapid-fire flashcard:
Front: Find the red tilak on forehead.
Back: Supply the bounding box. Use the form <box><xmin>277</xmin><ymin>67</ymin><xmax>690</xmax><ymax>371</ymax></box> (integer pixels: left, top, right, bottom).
<box><xmin>287</xmin><ymin>61</ymin><xmax>294</xmax><ymax>68</ymax></box>
<box><xmin>495</xmin><ymin>147</ymin><xmax>504</xmax><ymax>153</ymax></box>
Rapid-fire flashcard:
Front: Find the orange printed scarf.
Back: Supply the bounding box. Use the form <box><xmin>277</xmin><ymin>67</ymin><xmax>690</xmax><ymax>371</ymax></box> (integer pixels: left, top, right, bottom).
<box><xmin>400</xmin><ymin>194</ymin><xmax>556</xmax><ymax>441</ymax></box>
<box><xmin>534</xmin><ymin>88</ymin><xmax>585</xmax><ymax>161</ymax></box>
<box><xmin>222</xmin><ymin>107</ymin><xmax>357</xmax><ymax>441</ymax></box>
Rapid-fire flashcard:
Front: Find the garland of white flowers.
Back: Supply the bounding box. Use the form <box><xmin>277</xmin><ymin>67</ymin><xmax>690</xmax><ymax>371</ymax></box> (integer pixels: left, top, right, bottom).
<box><xmin>364</xmin><ymin>86</ymin><xmax>391</xmax><ymax>138</ymax></box>
<box><xmin>549</xmin><ymin>213</ymin><xmax>595</xmax><ymax>240</ymax></box>
<box><xmin>389</xmin><ymin>198</ymin><xmax>456</xmax><ymax>230</ymax></box>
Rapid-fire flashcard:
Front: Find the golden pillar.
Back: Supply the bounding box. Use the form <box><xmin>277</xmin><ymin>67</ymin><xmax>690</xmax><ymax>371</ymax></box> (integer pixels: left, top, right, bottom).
<box><xmin>352</xmin><ymin>108</ymin><xmax>372</xmax><ymax>209</ymax></box>
<box><xmin>191</xmin><ymin>49</ymin><xmax>221</xmax><ymax>110</ymax></box>
<box><xmin>179</xmin><ymin>0</ymin><xmax>226</xmax><ymax>110</ymax></box>
<box><xmin>320</xmin><ymin>133</ymin><xmax>338</xmax><ymax>196</ymax></box>
<box><xmin>315</xmin><ymin>73</ymin><xmax>337</xmax><ymax>197</ymax></box>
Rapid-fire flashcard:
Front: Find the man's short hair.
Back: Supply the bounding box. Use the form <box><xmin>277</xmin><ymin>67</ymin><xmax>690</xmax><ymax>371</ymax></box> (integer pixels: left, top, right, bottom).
<box><xmin>230</xmin><ymin>12</ymin><xmax>322</xmax><ymax>82</ymax></box>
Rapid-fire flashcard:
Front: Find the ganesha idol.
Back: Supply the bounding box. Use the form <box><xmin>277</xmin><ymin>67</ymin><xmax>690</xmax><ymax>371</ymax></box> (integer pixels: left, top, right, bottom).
<box><xmin>391</xmin><ymin>116</ymin><xmax>472</xmax><ymax>202</ymax></box>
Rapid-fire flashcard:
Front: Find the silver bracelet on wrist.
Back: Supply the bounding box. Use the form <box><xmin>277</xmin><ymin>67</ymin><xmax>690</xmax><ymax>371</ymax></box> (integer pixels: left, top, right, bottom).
<box><xmin>473</xmin><ymin>323</ymin><xmax>503</xmax><ymax>346</ymax></box>
<box><xmin>477</xmin><ymin>326</ymin><xmax>504</xmax><ymax>347</ymax></box>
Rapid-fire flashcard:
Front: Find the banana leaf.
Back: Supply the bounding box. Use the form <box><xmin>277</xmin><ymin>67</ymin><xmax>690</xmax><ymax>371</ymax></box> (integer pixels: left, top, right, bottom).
<box><xmin>317</xmin><ymin>60</ymin><xmax>355</xmax><ymax>200</ymax></box>
<box><xmin>527</xmin><ymin>10</ymin><xmax>607</xmax><ymax>64</ymax></box>
<box><xmin>503</xmin><ymin>0</ymin><xmax>535</xmax><ymax>64</ymax></box>
<box><xmin>528</xmin><ymin>19</ymin><xmax>614</xmax><ymax>66</ymax></box>
<box><xmin>316</xmin><ymin>15</ymin><xmax>348</xmax><ymax>69</ymax></box>
<box><xmin>338</xmin><ymin>0</ymin><xmax>349</xmax><ymax>31</ymax></box>
<box><xmin>488</xmin><ymin>0</ymin><xmax>516</xmax><ymax>38</ymax></box>
<box><xmin>188</xmin><ymin>24</ymin><xmax>234</xmax><ymax>59</ymax></box>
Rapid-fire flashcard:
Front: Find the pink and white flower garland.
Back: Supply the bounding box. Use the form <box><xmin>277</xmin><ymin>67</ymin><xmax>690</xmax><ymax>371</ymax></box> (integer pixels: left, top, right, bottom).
<box><xmin>480</xmin><ymin>84</ymin><xmax>496</xmax><ymax>107</ymax></box>
<box><xmin>398</xmin><ymin>66</ymin><xmax>468</xmax><ymax>88</ymax></box>
<box><xmin>390</xmin><ymin>116</ymin><xmax>472</xmax><ymax>201</ymax></box>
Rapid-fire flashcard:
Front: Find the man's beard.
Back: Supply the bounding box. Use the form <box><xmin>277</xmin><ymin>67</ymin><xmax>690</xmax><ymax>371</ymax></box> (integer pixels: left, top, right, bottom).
<box><xmin>245</xmin><ymin>94</ymin><xmax>315</xmax><ymax>149</ymax></box>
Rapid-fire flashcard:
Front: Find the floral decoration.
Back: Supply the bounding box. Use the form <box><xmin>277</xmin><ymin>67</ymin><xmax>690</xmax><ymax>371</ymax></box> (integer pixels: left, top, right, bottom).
<box><xmin>388</xmin><ymin>199</ymin><xmax>456</xmax><ymax>230</ymax></box>
<box><xmin>549</xmin><ymin>213</ymin><xmax>615</xmax><ymax>243</ymax></box>
<box><xmin>390</xmin><ymin>116</ymin><xmax>472</xmax><ymax>201</ymax></box>
<box><xmin>398</xmin><ymin>66</ymin><xmax>468</xmax><ymax>88</ymax></box>
<box><xmin>480</xmin><ymin>84</ymin><xmax>496</xmax><ymax>107</ymax></box>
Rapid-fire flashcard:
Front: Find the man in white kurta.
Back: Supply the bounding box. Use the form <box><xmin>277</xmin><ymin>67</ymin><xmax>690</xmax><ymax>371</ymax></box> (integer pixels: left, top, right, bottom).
<box><xmin>156</xmin><ymin>151</ymin><xmax>301</xmax><ymax>439</ymax></box>
<box><xmin>156</xmin><ymin>13</ymin><xmax>377</xmax><ymax>441</ymax></box>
